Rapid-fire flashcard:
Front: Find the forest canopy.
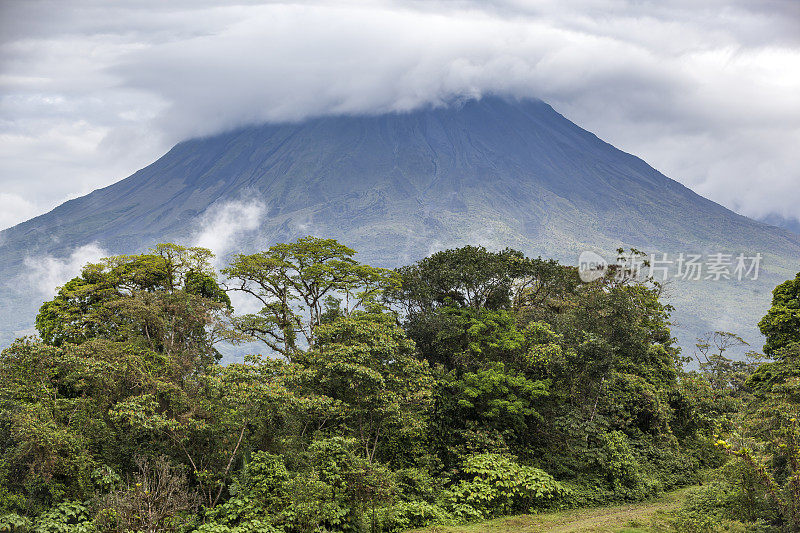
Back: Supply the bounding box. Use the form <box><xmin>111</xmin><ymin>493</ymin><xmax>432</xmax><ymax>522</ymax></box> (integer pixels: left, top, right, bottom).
<box><xmin>1</xmin><ymin>237</ymin><xmax>797</xmax><ymax>532</ymax></box>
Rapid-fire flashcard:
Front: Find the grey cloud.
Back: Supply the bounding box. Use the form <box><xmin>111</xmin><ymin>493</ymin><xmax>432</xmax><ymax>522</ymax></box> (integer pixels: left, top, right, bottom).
<box><xmin>1</xmin><ymin>0</ymin><xmax>799</xmax><ymax>229</ymax></box>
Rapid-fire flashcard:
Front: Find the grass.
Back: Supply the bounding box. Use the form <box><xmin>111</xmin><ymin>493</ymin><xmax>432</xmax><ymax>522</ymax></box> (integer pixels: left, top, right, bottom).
<box><xmin>408</xmin><ymin>488</ymin><xmax>690</xmax><ymax>533</ymax></box>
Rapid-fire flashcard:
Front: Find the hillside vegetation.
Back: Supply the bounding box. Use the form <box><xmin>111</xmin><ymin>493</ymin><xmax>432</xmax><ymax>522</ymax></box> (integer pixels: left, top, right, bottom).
<box><xmin>1</xmin><ymin>237</ymin><xmax>799</xmax><ymax>532</ymax></box>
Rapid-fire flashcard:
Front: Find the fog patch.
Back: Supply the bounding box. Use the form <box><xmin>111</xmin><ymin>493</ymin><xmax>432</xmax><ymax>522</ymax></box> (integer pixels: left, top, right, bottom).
<box><xmin>23</xmin><ymin>243</ymin><xmax>108</xmax><ymax>297</ymax></box>
<box><xmin>193</xmin><ymin>199</ymin><xmax>265</xmax><ymax>263</ymax></box>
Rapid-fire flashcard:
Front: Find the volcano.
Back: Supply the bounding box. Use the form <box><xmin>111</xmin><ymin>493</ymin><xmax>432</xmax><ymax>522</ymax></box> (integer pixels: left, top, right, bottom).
<box><xmin>2</xmin><ymin>96</ymin><xmax>798</xmax><ymax>354</ymax></box>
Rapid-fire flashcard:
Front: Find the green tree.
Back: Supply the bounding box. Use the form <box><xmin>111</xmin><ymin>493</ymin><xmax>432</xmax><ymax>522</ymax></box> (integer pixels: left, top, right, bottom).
<box><xmin>222</xmin><ymin>236</ymin><xmax>399</xmax><ymax>360</ymax></box>
<box><xmin>35</xmin><ymin>244</ymin><xmax>235</xmax><ymax>367</ymax></box>
<box><xmin>707</xmin><ymin>272</ymin><xmax>800</xmax><ymax>530</ymax></box>
<box><xmin>392</xmin><ymin>246</ymin><xmax>522</xmax><ymax>312</ymax></box>
<box><xmin>393</xmin><ymin>246</ymin><xmax>575</xmax><ymax>371</ymax></box>
<box><xmin>759</xmin><ymin>272</ymin><xmax>800</xmax><ymax>357</ymax></box>
<box><xmin>0</xmin><ymin>340</ymin><xmax>95</xmax><ymax>507</ymax></box>
<box><xmin>435</xmin><ymin>363</ymin><xmax>549</xmax><ymax>456</ymax></box>
<box><xmin>293</xmin><ymin>312</ymin><xmax>433</xmax><ymax>463</ymax></box>
<box><xmin>693</xmin><ymin>331</ymin><xmax>760</xmax><ymax>392</ymax></box>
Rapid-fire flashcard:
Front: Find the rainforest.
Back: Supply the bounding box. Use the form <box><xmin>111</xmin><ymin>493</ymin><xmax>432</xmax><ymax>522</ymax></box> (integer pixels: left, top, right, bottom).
<box><xmin>2</xmin><ymin>237</ymin><xmax>799</xmax><ymax>532</ymax></box>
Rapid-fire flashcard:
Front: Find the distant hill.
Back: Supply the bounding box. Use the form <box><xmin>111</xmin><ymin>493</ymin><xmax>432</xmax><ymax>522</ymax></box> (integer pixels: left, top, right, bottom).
<box><xmin>2</xmin><ymin>96</ymin><xmax>798</xmax><ymax>356</ymax></box>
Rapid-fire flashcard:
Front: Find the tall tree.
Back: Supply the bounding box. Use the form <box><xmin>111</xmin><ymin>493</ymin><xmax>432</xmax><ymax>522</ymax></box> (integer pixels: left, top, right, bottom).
<box><xmin>35</xmin><ymin>244</ymin><xmax>234</xmax><ymax>367</ymax></box>
<box><xmin>222</xmin><ymin>236</ymin><xmax>399</xmax><ymax>360</ymax></box>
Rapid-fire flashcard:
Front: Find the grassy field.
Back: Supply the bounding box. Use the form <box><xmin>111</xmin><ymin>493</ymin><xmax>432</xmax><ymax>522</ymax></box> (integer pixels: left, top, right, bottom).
<box><xmin>408</xmin><ymin>488</ymin><xmax>690</xmax><ymax>533</ymax></box>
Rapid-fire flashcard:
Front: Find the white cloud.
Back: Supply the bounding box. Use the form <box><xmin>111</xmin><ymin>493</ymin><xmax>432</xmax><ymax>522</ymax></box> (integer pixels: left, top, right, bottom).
<box><xmin>193</xmin><ymin>199</ymin><xmax>265</xmax><ymax>261</ymax></box>
<box><xmin>1</xmin><ymin>0</ymin><xmax>799</xmax><ymax>226</ymax></box>
<box><xmin>0</xmin><ymin>192</ymin><xmax>39</xmax><ymax>229</ymax></box>
<box><xmin>23</xmin><ymin>243</ymin><xmax>108</xmax><ymax>296</ymax></box>
<box><xmin>192</xmin><ymin>199</ymin><xmax>267</xmax><ymax>316</ymax></box>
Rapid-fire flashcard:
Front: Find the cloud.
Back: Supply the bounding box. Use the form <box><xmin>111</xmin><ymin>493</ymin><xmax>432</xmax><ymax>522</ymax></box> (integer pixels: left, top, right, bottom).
<box><xmin>1</xmin><ymin>0</ymin><xmax>799</xmax><ymax>226</ymax></box>
<box><xmin>23</xmin><ymin>243</ymin><xmax>108</xmax><ymax>296</ymax></box>
<box><xmin>0</xmin><ymin>192</ymin><xmax>39</xmax><ymax>229</ymax></box>
<box><xmin>193</xmin><ymin>199</ymin><xmax>265</xmax><ymax>261</ymax></box>
<box><xmin>192</xmin><ymin>199</ymin><xmax>268</xmax><ymax>316</ymax></box>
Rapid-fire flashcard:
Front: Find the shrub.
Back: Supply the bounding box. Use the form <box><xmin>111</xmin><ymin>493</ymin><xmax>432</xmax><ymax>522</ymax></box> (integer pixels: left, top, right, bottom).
<box><xmin>583</xmin><ymin>430</ymin><xmax>661</xmax><ymax>501</ymax></box>
<box><xmin>443</xmin><ymin>453</ymin><xmax>567</xmax><ymax>519</ymax></box>
<box><xmin>94</xmin><ymin>456</ymin><xmax>198</xmax><ymax>533</ymax></box>
<box><xmin>195</xmin><ymin>519</ymin><xmax>281</xmax><ymax>533</ymax></box>
<box><xmin>280</xmin><ymin>470</ymin><xmax>349</xmax><ymax>533</ymax></box>
<box><xmin>0</xmin><ymin>513</ymin><xmax>31</xmax><ymax>532</ymax></box>
<box><xmin>668</xmin><ymin>480</ymin><xmax>777</xmax><ymax>533</ymax></box>
<box><xmin>0</xmin><ymin>501</ymin><xmax>93</xmax><ymax>533</ymax></box>
<box><xmin>202</xmin><ymin>451</ymin><xmax>289</xmax><ymax>529</ymax></box>
<box><xmin>375</xmin><ymin>500</ymin><xmax>452</xmax><ymax>532</ymax></box>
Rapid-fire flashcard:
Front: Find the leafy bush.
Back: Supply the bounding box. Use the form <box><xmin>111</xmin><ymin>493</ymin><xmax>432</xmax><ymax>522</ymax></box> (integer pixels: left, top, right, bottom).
<box><xmin>668</xmin><ymin>482</ymin><xmax>775</xmax><ymax>533</ymax></box>
<box><xmin>281</xmin><ymin>472</ymin><xmax>349</xmax><ymax>532</ymax></box>
<box><xmin>195</xmin><ymin>519</ymin><xmax>281</xmax><ymax>533</ymax></box>
<box><xmin>0</xmin><ymin>513</ymin><xmax>30</xmax><ymax>532</ymax></box>
<box><xmin>443</xmin><ymin>453</ymin><xmax>567</xmax><ymax>518</ymax></box>
<box><xmin>16</xmin><ymin>501</ymin><xmax>92</xmax><ymax>533</ymax></box>
<box><xmin>204</xmin><ymin>440</ymin><xmax>395</xmax><ymax>533</ymax></box>
<box><xmin>392</xmin><ymin>466</ymin><xmax>442</xmax><ymax>502</ymax></box>
<box><xmin>374</xmin><ymin>500</ymin><xmax>452</xmax><ymax>532</ymax></box>
<box><xmin>579</xmin><ymin>430</ymin><xmax>661</xmax><ymax>502</ymax></box>
<box><xmin>202</xmin><ymin>451</ymin><xmax>289</xmax><ymax>529</ymax></box>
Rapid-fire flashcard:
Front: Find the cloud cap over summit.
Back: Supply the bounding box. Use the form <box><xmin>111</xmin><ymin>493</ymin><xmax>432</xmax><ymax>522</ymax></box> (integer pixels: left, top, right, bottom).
<box><xmin>1</xmin><ymin>0</ymin><xmax>799</xmax><ymax>229</ymax></box>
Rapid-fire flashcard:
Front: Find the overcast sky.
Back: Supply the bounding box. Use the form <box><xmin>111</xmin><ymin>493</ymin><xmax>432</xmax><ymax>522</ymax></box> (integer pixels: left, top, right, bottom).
<box><xmin>1</xmin><ymin>0</ymin><xmax>799</xmax><ymax>231</ymax></box>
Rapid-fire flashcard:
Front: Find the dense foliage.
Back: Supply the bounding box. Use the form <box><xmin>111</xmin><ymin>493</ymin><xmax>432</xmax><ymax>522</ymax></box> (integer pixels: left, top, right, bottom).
<box><xmin>0</xmin><ymin>237</ymin><xmax>788</xmax><ymax>532</ymax></box>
